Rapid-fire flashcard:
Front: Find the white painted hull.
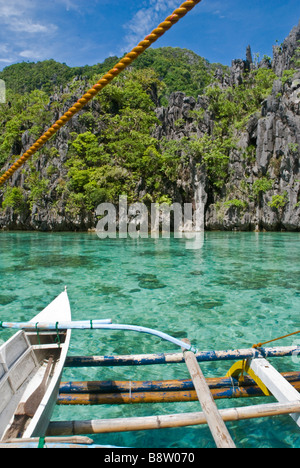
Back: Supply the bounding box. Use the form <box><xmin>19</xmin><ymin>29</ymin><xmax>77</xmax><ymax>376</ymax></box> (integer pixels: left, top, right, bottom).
<box><xmin>0</xmin><ymin>289</ymin><xmax>71</xmax><ymax>440</ymax></box>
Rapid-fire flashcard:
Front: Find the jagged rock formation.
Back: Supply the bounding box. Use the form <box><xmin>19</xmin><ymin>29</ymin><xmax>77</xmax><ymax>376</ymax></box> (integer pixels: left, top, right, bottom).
<box><xmin>0</xmin><ymin>21</ymin><xmax>299</xmax><ymax>232</ymax></box>
<box><xmin>273</xmin><ymin>22</ymin><xmax>300</xmax><ymax>76</ymax></box>
<box><xmin>205</xmin><ymin>72</ymin><xmax>300</xmax><ymax>231</ymax></box>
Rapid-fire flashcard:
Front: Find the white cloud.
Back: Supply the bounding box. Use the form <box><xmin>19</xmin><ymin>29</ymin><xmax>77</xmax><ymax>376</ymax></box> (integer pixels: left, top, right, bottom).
<box><xmin>0</xmin><ymin>44</ymin><xmax>10</xmax><ymax>54</ymax></box>
<box><xmin>0</xmin><ymin>0</ymin><xmax>57</xmax><ymax>34</ymax></box>
<box><xmin>0</xmin><ymin>58</ymin><xmax>14</xmax><ymax>63</ymax></box>
<box><xmin>197</xmin><ymin>0</ymin><xmax>229</xmax><ymax>18</ymax></box>
<box><xmin>0</xmin><ymin>0</ymin><xmax>59</xmax><ymax>67</ymax></box>
<box><xmin>19</xmin><ymin>49</ymin><xmax>47</xmax><ymax>60</ymax></box>
<box><xmin>0</xmin><ymin>0</ymin><xmax>36</xmax><ymax>21</ymax></box>
<box><xmin>0</xmin><ymin>1</ymin><xmax>25</xmax><ymax>18</ymax></box>
<box><xmin>10</xmin><ymin>19</ymin><xmax>57</xmax><ymax>34</ymax></box>
<box><xmin>122</xmin><ymin>0</ymin><xmax>178</xmax><ymax>52</ymax></box>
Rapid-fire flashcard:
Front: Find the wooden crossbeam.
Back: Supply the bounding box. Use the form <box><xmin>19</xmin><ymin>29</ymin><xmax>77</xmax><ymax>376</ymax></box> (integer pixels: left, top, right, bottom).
<box><xmin>184</xmin><ymin>350</ymin><xmax>236</xmax><ymax>448</ymax></box>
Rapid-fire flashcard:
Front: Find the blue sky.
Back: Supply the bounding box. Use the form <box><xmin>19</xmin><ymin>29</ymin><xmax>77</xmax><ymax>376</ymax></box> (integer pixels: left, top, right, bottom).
<box><xmin>0</xmin><ymin>0</ymin><xmax>299</xmax><ymax>70</ymax></box>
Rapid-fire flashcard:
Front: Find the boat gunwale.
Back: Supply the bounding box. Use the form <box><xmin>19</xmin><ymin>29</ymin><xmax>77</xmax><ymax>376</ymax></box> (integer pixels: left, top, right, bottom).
<box><xmin>0</xmin><ymin>290</ymin><xmax>71</xmax><ymax>440</ymax></box>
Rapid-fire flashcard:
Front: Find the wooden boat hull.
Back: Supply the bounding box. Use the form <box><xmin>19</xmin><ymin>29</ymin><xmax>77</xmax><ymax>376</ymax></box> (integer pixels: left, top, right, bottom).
<box><xmin>0</xmin><ymin>290</ymin><xmax>71</xmax><ymax>441</ymax></box>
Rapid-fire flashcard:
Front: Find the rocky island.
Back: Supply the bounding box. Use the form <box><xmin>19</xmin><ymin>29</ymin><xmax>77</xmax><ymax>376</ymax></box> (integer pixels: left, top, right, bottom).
<box><xmin>0</xmin><ymin>21</ymin><xmax>299</xmax><ymax>232</ymax></box>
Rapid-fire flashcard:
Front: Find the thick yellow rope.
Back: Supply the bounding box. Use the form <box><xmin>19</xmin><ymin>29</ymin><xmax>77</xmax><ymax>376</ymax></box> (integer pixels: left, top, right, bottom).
<box><xmin>252</xmin><ymin>330</ymin><xmax>300</xmax><ymax>349</ymax></box>
<box><xmin>0</xmin><ymin>0</ymin><xmax>202</xmax><ymax>187</ymax></box>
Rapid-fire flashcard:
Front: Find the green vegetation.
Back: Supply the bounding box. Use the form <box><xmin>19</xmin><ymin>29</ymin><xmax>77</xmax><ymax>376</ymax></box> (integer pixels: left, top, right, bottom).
<box><xmin>205</xmin><ymin>68</ymin><xmax>276</xmax><ymax>132</ymax></box>
<box><xmin>131</xmin><ymin>47</ymin><xmax>224</xmax><ymax>102</ymax></box>
<box><xmin>1</xmin><ymin>186</ymin><xmax>27</xmax><ymax>213</ymax></box>
<box><xmin>252</xmin><ymin>177</ymin><xmax>273</xmax><ymax>197</ymax></box>
<box><xmin>288</xmin><ymin>142</ymin><xmax>299</xmax><ymax>154</ymax></box>
<box><xmin>268</xmin><ymin>192</ymin><xmax>289</xmax><ymax>210</ymax></box>
<box><xmin>223</xmin><ymin>199</ymin><xmax>248</xmax><ymax>209</ymax></box>
<box><xmin>190</xmin><ymin>133</ymin><xmax>233</xmax><ymax>188</ymax></box>
<box><xmin>291</xmin><ymin>40</ymin><xmax>300</xmax><ymax>68</ymax></box>
<box><xmin>0</xmin><ymin>89</ymin><xmax>51</xmax><ymax>166</ymax></box>
<box><xmin>0</xmin><ymin>48</ymin><xmax>220</xmax><ymax>101</ymax></box>
<box><xmin>0</xmin><ymin>46</ymin><xmax>292</xmax><ymax>221</ymax></box>
<box><xmin>25</xmin><ymin>168</ymin><xmax>50</xmax><ymax>210</ymax></box>
<box><xmin>64</xmin><ymin>70</ymin><xmax>168</xmax><ymax>210</ymax></box>
<box><xmin>0</xmin><ymin>58</ymin><xmax>119</xmax><ymax>95</ymax></box>
<box><xmin>281</xmin><ymin>69</ymin><xmax>296</xmax><ymax>84</ymax></box>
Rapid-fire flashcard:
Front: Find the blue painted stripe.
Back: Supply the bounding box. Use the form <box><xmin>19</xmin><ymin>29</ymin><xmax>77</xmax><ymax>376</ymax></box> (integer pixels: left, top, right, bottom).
<box><xmin>65</xmin><ymin>346</ymin><xmax>300</xmax><ymax>367</ymax></box>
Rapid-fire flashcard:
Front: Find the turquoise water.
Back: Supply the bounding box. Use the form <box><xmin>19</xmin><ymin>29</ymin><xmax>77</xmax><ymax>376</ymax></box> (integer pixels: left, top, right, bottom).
<box><xmin>0</xmin><ymin>231</ymin><xmax>300</xmax><ymax>448</ymax></box>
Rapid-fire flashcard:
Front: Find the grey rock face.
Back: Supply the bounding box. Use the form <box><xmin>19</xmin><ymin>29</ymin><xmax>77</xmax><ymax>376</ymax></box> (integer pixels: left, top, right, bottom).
<box><xmin>273</xmin><ymin>20</ymin><xmax>300</xmax><ymax>76</ymax></box>
<box><xmin>153</xmin><ymin>23</ymin><xmax>300</xmax><ymax>232</ymax></box>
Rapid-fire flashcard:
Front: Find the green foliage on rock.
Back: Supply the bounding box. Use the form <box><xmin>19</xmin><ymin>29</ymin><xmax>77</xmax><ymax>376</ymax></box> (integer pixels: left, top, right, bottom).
<box><xmin>0</xmin><ymin>89</ymin><xmax>51</xmax><ymax>165</ymax></box>
<box><xmin>131</xmin><ymin>47</ymin><xmax>220</xmax><ymax>102</ymax></box>
<box><xmin>64</xmin><ymin>70</ymin><xmax>168</xmax><ymax>210</ymax></box>
<box><xmin>0</xmin><ymin>48</ymin><xmax>218</xmax><ymax>100</ymax></box>
<box><xmin>252</xmin><ymin>177</ymin><xmax>273</xmax><ymax>197</ymax></box>
<box><xmin>268</xmin><ymin>192</ymin><xmax>289</xmax><ymax>210</ymax></box>
<box><xmin>1</xmin><ymin>186</ymin><xmax>27</xmax><ymax>213</ymax></box>
<box><xmin>0</xmin><ymin>45</ymin><xmax>292</xmax><ymax>227</ymax></box>
<box><xmin>205</xmin><ymin>68</ymin><xmax>277</xmax><ymax>132</ymax></box>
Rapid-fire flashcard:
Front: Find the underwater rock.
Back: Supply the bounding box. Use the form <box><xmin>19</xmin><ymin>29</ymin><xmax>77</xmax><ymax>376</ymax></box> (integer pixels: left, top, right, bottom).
<box><xmin>95</xmin><ymin>285</ymin><xmax>123</xmax><ymax>295</ymax></box>
<box><xmin>0</xmin><ymin>294</ymin><xmax>18</xmax><ymax>305</ymax></box>
<box><xmin>137</xmin><ymin>273</ymin><xmax>167</xmax><ymax>290</ymax></box>
<box><xmin>42</xmin><ymin>278</ymin><xmax>64</xmax><ymax>285</ymax></box>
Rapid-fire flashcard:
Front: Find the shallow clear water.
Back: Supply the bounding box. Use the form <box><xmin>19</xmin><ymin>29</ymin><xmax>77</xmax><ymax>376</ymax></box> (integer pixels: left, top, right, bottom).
<box><xmin>0</xmin><ymin>231</ymin><xmax>300</xmax><ymax>448</ymax></box>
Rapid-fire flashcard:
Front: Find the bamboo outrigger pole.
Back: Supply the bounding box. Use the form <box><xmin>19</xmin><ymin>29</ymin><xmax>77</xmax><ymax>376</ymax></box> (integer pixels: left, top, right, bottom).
<box><xmin>56</xmin><ymin>373</ymin><xmax>300</xmax><ymax>405</ymax></box>
<box><xmin>0</xmin><ymin>321</ymin><xmax>198</xmax><ymax>353</ymax></box>
<box><xmin>47</xmin><ymin>401</ymin><xmax>300</xmax><ymax>438</ymax></box>
<box><xmin>58</xmin><ymin>371</ymin><xmax>300</xmax><ymax>394</ymax></box>
<box><xmin>64</xmin><ymin>345</ymin><xmax>300</xmax><ymax>367</ymax></box>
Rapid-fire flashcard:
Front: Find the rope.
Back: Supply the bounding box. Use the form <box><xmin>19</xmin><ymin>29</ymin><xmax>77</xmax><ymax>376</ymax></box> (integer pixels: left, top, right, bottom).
<box><xmin>0</xmin><ymin>0</ymin><xmax>202</xmax><ymax>187</ymax></box>
<box><xmin>253</xmin><ymin>330</ymin><xmax>300</xmax><ymax>349</ymax></box>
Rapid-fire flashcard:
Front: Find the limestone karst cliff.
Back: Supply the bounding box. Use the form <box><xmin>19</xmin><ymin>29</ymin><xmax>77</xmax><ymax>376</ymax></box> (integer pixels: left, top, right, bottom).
<box><xmin>153</xmin><ymin>21</ymin><xmax>300</xmax><ymax>231</ymax></box>
<box><xmin>0</xmin><ymin>22</ymin><xmax>299</xmax><ymax>232</ymax></box>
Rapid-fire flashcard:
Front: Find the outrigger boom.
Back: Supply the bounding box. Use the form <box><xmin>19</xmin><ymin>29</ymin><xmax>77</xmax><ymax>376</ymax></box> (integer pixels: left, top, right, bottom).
<box><xmin>1</xmin><ymin>293</ymin><xmax>300</xmax><ymax>448</ymax></box>
<box><xmin>0</xmin><ymin>321</ymin><xmax>198</xmax><ymax>354</ymax></box>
